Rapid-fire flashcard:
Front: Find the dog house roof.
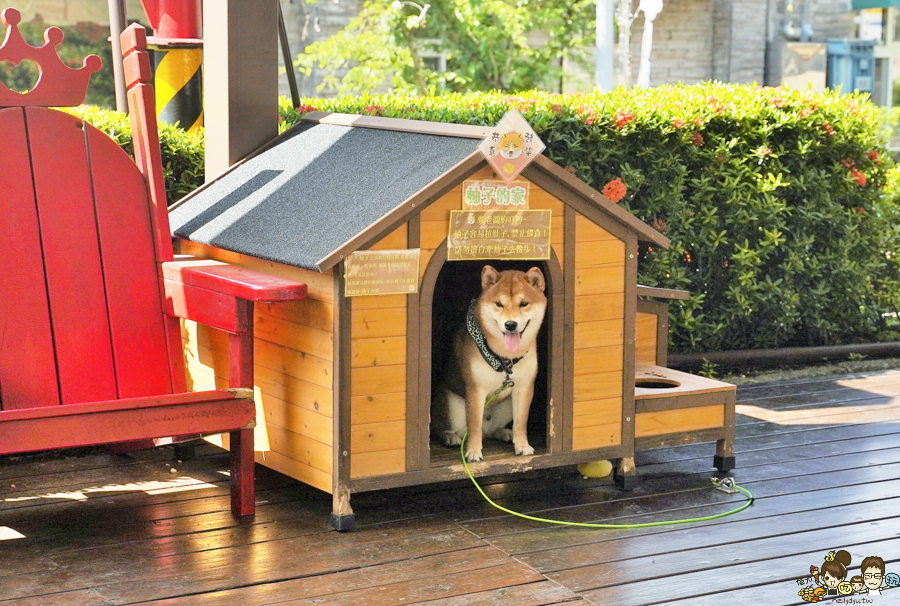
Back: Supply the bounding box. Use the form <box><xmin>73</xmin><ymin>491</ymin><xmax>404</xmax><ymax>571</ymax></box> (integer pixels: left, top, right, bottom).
<box><xmin>169</xmin><ymin>113</ymin><xmax>669</xmax><ymax>272</ymax></box>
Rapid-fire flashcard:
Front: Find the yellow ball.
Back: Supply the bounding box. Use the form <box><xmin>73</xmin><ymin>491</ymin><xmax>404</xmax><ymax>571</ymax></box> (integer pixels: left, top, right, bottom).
<box><xmin>578</xmin><ymin>460</ymin><xmax>613</xmax><ymax>478</ymax></box>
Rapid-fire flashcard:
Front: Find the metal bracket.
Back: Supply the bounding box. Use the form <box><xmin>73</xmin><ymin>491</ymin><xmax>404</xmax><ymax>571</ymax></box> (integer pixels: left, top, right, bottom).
<box><xmin>710</xmin><ymin>476</ymin><xmax>739</xmax><ymax>494</ymax></box>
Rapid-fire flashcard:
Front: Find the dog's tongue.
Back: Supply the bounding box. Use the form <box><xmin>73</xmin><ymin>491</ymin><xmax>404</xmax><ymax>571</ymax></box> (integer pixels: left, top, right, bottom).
<box><xmin>503</xmin><ymin>331</ymin><xmax>521</xmax><ymax>353</ymax></box>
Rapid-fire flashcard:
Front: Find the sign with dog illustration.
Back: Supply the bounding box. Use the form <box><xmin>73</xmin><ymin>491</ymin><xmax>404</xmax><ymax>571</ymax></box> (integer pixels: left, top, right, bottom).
<box><xmin>462</xmin><ymin>179</ymin><xmax>529</xmax><ymax>210</ymax></box>
<box><xmin>478</xmin><ymin>110</ymin><xmax>545</xmax><ymax>183</ymax></box>
<box><xmin>344</xmin><ymin>249</ymin><xmax>420</xmax><ymax>296</ymax></box>
<box><xmin>446</xmin><ymin>209</ymin><xmax>551</xmax><ymax>261</ymax></box>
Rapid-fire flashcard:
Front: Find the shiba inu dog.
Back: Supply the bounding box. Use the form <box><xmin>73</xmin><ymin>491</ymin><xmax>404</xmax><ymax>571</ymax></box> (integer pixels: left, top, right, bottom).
<box><xmin>431</xmin><ymin>265</ymin><xmax>547</xmax><ymax>462</ymax></box>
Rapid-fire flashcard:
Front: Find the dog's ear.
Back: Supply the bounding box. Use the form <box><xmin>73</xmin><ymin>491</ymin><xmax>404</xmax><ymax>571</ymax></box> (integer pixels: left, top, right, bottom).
<box><xmin>525</xmin><ymin>267</ymin><xmax>545</xmax><ymax>292</ymax></box>
<box><xmin>481</xmin><ymin>265</ymin><xmax>500</xmax><ymax>290</ymax></box>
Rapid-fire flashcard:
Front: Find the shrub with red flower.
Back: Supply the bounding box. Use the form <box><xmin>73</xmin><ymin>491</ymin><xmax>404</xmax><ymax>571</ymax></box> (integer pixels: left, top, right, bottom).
<box><xmin>673</xmin><ymin>118</ymin><xmax>685</xmax><ymax>128</ymax></box>
<box><xmin>769</xmin><ymin>97</ymin><xmax>786</xmax><ymax>108</ymax></box>
<box><xmin>364</xmin><ymin>105</ymin><xmax>384</xmax><ymax>116</ymax></box>
<box><xmin>799</xmin><ymin>108</ymin><xmax>811</xmax><ymax>118</ymax></box>
<box><xmin>601</xmin><ymin>177</ymin><xmax>627</xmax><ymax>203</ymax></box>
<box><xmin>690</xmin><ymin>132</ymin><xmax>704</xmax><ymax>147</ymax></box>
<box><xmin>822</xmin><ymin>122</ymin><xmax>835</xmax><ymax>137</ymax></box>
<box><xmin>296</xmin><ymin>104</ymin><xmax>318</xmax><ymax>113</ymax></box>
<box><xmin>758</xmin><ymin>147</ymin><xmax>772</xmax><ymax>156</ymax></box>
<box><xmin>867</xmin><ymin>150</ymin><xmax>879</xmax><ymax>161</ymax></box>
<box><xmin>851</xmin><ymin>168</ymin><xmax>867</xmax><ymax>187</ymax></box>
<box><xmin>614</xmin><ymin>110</ymin><xmax>635</xmax><ymax>129</ymax></box>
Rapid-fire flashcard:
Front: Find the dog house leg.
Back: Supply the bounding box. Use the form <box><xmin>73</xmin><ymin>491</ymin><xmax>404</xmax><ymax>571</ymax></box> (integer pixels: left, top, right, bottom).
<box><xmin>714</xmin><ymin>446</ymin><xmax>735</xmax><ymax>472</ymax></box>
<box><xmin>714</xmin><ymin>391</ymin><xmax>736</xmax><ymax>472</ymax></box>
<box><xmin>614</xmin><ymin>457</ymin><xmax>637</xmax><ymax>491</ymax></box>
<box><xmin>173</xmin><ymin>441</ymin><xmax>196</xmax><ymax>461</ymax></box>
<box><xmin>331</xmin><ymin>486</ymin><xmax>356</xmax><ymax>532</ymax></box>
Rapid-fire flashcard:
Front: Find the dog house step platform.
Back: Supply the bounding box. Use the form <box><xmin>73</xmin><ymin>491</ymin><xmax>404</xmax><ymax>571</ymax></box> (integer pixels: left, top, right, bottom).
<box><xmin>634</xmin><ymin>364</ymin><xmax>735</xmax><ymax>465</ymax></box>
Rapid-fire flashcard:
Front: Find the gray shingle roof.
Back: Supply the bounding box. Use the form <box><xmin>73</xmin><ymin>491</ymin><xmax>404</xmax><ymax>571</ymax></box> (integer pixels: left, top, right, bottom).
<box><xmin>169</xmin><ymin>121</ymin><xmax>480</xmax><ymax>272</ymax></box>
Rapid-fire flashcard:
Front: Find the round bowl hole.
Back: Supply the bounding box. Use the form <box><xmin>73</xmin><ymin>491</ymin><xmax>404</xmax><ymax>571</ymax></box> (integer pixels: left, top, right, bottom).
<box><xmin>635</xmin><ymin>377</ymin><xmax>681</xmax><ymax>389</ymax></box>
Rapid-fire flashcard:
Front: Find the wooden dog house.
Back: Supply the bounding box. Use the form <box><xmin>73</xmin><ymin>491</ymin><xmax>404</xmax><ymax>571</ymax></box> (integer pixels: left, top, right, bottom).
<box><xmin>170</xmin><ymin>112</ymin><xmax>736</xmax><ymax>529</ymax></box>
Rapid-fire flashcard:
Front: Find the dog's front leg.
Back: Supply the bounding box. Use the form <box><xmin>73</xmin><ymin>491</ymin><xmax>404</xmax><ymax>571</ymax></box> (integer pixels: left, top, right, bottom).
<box><xmin>464</xmin><ymin>387</ymin><xmax>487</xmax><ymax>461</ymax></box>
<box><xmin>511</xmin><ymin>381</ymin><xmax>535</xmax><ymax>456</ymax></box>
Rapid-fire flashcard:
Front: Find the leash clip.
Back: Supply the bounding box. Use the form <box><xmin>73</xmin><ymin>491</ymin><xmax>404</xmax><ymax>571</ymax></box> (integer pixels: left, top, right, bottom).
<box><xmin>484</xmin><ymin>375</ymin><xmax>515</xmax><ymax>408</ymax></box>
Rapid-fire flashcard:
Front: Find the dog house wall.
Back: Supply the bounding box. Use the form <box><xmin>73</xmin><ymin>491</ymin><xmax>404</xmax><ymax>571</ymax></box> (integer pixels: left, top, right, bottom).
<box><xmin>179</xmin><ymin>242</ymin><xmax>338</xmax><ymax>492</ymax></box>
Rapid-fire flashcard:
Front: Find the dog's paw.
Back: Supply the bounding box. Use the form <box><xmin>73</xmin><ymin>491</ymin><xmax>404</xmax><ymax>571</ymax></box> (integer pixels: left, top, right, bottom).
<box><xmin>491</xmin><ymin>428</ymin><xmax>513</xmax><ymax>442</ymax></box>
<box><xmin>515</xmin><ymin>442</ymin><xmax>535</xmax><ymax>456</ymax></box>
<box><xmin>442</xmin><ymin>432</ymin><xmax>462</xmax><ymax>447</ymax></box>
<box><xmin>465</xmin><ymin>448</ymin><xmax>484</xmax><ymax>462</ymax></box>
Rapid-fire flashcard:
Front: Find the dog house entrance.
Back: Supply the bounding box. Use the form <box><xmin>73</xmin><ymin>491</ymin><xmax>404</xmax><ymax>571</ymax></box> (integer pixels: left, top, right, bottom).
<box><xmin>427</xmin><ymin>258</ymin><xmax>553</xmax><ymax>467</ymax></box>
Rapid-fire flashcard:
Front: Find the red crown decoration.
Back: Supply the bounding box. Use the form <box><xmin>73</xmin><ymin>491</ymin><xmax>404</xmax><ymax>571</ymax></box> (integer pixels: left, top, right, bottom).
<box><xmin>0</xmin><ymin>7</ymin><xmax>102</xmax><ymax>107</ymax></box>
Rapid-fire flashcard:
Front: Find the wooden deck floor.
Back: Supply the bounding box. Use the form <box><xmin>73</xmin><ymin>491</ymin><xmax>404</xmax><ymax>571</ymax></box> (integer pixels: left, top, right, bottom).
<box><xmin>3</xmin><ymin>369</ymin><xmax>900</xmax><ymax>605</ymax></box>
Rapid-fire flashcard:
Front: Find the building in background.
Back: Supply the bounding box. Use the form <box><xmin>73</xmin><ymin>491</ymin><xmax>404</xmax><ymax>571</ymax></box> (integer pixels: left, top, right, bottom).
<box><xmin>619</xmin><ymin>0</ymin><xmax>854</xmax><ymax>88</ymax></box>
<box><xmin>278</xmin><ymin>0</ymin><xmax>358</xmax><ymax>97</ymax></box>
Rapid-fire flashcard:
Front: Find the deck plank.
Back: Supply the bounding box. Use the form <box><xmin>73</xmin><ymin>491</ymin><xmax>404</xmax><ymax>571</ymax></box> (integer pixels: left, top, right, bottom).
<box><xmin>582</xmin><ymin>536</ymin><xmax>900</xmax><ymax>605</ymax></box>
<box><xmin>407</xmin><ymin>580</ymin><xmax>583</xmax><ymax>605</ymax></box>
<box><xmin>139</xmin><ymin>546</ymin><xmax>531</xmax><ymax>606</ymax></box>
<box><xmin>492</xmin><ymin>465</ymin><xmax>900</xmax><ymax>557</ymax></box>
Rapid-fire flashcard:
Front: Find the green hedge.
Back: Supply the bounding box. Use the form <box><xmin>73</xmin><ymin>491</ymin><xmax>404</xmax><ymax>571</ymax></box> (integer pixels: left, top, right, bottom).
<box><xmin>66</xmin><ymin>105</ymin><xmax>205</xmax><ymax>203</ymax></box>
<box><xmin>77</xmin><ymin>84</ymin><xmax>900</xmax><ymax>352</ymax></box>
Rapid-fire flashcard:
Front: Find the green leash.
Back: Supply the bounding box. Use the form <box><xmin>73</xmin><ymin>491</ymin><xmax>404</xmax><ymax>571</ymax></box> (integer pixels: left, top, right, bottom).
<box><xmin>459</xmin><ymin>432</ymin><xmax>753</xmax><ymax>529</ymax></box>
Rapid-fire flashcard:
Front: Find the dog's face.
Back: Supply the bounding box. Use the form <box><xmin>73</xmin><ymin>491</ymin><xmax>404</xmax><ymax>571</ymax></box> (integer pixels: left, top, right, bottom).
<box><xmin>498</xmin><ymin>132</ymin><xmax>524</xmax><ymax>159</ymax></box>
<box><xmin>477</xmin><ymin>265</ymin><xmax>547</xmax><ymax>355</ymax></box>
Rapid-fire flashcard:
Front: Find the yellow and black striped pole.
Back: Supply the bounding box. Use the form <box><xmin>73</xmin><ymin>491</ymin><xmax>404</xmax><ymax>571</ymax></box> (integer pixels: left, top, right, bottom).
<box><xmin>151</xmin><ymin>44</ymin><xmax>203</xmax><ymax>134</ymax></box>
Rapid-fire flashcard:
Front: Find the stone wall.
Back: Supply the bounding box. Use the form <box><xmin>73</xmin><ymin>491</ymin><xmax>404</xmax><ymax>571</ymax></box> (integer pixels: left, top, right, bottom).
<box><xmin>627</xmin><ymin>0</ymin><xmax>716</xmax><ymax>86</ymax></box>
<box><xmin>810</xmin><ymin>0</ymin><xmax>856</xmax><ymax>41</ymax></box>
<box><xmin>624</xmin><ymin>0</ymin><xmax>854</xmax><ymax>87</ymax></box>
<box><xmin>279</xmin><ymin>0</ymin><xmax>360</xmax><ymax>98</ymax></box>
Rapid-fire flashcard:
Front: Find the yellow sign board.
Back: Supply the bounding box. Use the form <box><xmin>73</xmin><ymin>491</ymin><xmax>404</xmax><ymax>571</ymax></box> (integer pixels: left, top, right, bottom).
<box><xmin>447</xmin><ymin>210</ymin><xmax>551</xmax><ymax>261</ymax></box>
<box><xmin>344</xmin><ymin>249</ymin><xmax>420</xmax><ymax>297</ymax></box>
<box><xmin>462</xmin><ymin>179</ymin><xmax>529</xmax><ymax>210</ymax></box>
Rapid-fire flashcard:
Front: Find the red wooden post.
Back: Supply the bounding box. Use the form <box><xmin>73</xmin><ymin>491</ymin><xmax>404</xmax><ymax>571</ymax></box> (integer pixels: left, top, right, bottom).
<box><xmin>121</xmin><ymin>24</ymin><xmax>173</xmax><ymax>262</ymax></box>
<box><xmin>229</xmin><ymin>299</ymin><xmax>255</xmax><ymax>516</ymax></box>
<box><xmin>121</xmin><ymin>24</ymin><xmax>186</xmax><ymax>390</ymax></box>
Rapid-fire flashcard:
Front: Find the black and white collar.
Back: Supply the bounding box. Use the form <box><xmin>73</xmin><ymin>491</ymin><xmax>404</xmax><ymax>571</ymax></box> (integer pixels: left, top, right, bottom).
<box><xmin>466</xmin><ymin>299</ymin><xmax>523</xmax><ymax>375</ymax></box>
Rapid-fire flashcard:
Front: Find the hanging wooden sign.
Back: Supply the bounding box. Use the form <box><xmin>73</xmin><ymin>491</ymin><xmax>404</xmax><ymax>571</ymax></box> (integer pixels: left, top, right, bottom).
<box><xmin>462</xmin><ymin>179</ymin><xmax>530</xmax><ymax>211</ymax></box>
<box><xmin>447</xmin><ymin>210</ymin><xmax>551</xmax><ymax>261</ymax></box>
<box><xmin>344</xmin><ymin>249</ymin><xmax>420</xmax><ymax>296</ymax></box>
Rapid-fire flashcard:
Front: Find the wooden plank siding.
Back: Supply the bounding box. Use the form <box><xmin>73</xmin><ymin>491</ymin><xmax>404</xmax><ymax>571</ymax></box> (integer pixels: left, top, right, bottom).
<box><xmin>178</xmin><ymin>241</ymin><xmax>336</xmax><ymax>494</ymax></box>
<box><xmin>572</xmin><ymin>215</ymin><xmax>626</xmax><ymax>450</ymax></box>
<box><xmin>635</xmin><ymin>404</ymin><xmax>726</xmax><ymax>438</ymax></box>
<box><xmin>349</xmin><ymin>225</ymin><xmax>408</xmax><ymax>479</ymax></box>
<box><xmin>636</xmin><ymin>312</ymin><xmax>659</xmax><ymax>365</ymax></box>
